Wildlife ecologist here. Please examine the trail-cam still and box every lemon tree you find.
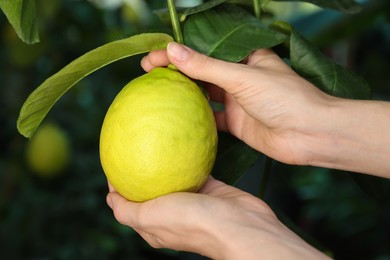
[5,0,389,258]
[100,67,217,201]
[13,0,372,207]
[6,0,388,258]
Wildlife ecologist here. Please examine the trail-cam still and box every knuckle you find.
[191,54,215,80]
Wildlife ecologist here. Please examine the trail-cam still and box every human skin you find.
[106,42,390,259]
[142,43,390,179]
[107,178,330,259]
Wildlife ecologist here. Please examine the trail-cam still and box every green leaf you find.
[272,21,370,99]
[226,0,253,7]
[17,33,174,138]
[0,0,39,44]
[179,0,226,21]
[291,29,370,99]
[274,0,362,14]
[183,4,288,62]
[212,132,261,185]
[154,0,226,23]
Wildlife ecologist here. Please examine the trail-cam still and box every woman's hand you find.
[105,43,390,259]
[107,177,329,259]
[141,43,390,178]
[142,43,331,166]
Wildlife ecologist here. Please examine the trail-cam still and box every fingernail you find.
[167,42,190,62]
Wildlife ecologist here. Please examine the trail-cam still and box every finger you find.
[198,176,222,194]
[166,42,251,95]
[107,180,115,193]
[246,49,290,71]
[148,49,170,67]
[212,92,242,132]
[140,56,154,72]
[214,111,228,132]
[141,50,170,72]
[199,176,241,197]
[107,192,140,227]
[245,49,275,66]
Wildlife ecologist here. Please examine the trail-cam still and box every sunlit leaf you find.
[154,0,226,23]
[274,0,361,14]
[179,0,226,21]
[183,4,287,62]
[17,33,173,138]
[0,0,39,44]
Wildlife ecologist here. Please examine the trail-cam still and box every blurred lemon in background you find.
[26,122,71,178]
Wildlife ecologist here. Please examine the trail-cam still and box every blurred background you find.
[1,0,389,259]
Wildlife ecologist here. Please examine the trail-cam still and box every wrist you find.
[297,94,340,167]
[216,215,329,259]
[279,87,336,167]
[301,96,390,177]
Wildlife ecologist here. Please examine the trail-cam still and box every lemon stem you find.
[167,0,184,44]
[167,64,179,71]
[253,0,261,19]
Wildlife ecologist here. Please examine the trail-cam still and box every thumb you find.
[107,191,140,227]
[166,42,248,94]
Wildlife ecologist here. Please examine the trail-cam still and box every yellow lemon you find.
[100,67,218,202]
[26,123,70,178]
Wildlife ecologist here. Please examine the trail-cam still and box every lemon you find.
[26,123,70,178]
[100,67,218,202]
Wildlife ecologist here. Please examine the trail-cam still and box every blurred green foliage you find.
[0,0,178,259]
[1,0,389,259]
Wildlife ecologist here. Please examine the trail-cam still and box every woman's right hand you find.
[142,42,332,166]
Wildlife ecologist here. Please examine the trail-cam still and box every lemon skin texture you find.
[26,123,70,178]
[100,67,218,202]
